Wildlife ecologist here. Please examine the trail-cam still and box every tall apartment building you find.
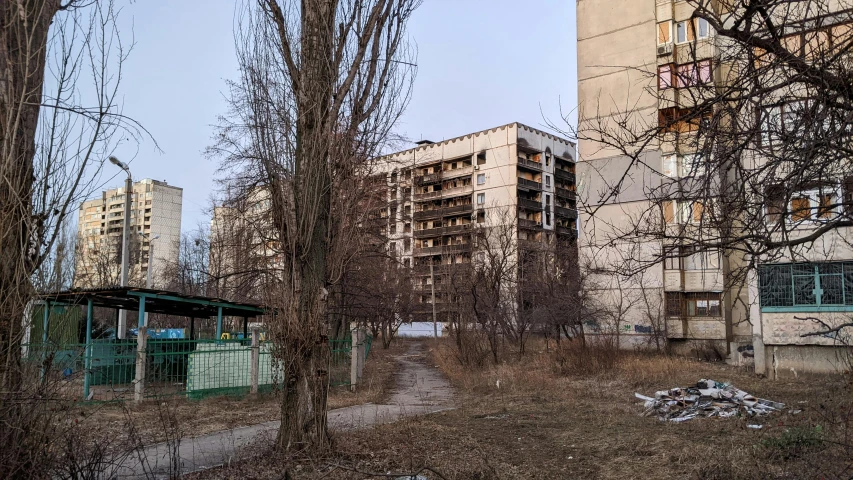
[378,122,578,321]
[75,179,182,288]
[577,0,853,376]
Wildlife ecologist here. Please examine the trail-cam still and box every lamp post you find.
[140,232,160,326]
[109,156,132,339]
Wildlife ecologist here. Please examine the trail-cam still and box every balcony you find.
[517,177,543,191]
[413,227,444,238]
[412,223,471,239]
[518,218,543,229]
[517,157,543,171]
[518,198,542,211]
[554,169,575,183]
[442,165,474,180]
[555,205,578,219]
[414,264,456,275]
[556,225,577,238]
[555,187,576,200]
[442,203,473,217]
[413,190,442,202]
[412,243,472,257]
[441,184,473,198]
[415,172,442,186]
[413,208,443,221]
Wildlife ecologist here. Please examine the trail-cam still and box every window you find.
[683,247,720,270]
[664,247,680,270]
[658,21,672,45]
[477,173,486,185]
[546,155,551,167]
[477,152,486,165]
[675,60,711,88]
[477,193,485,205]
[696,18,712,39]
[477,211,486,223]
[666,292,722,317]
[676,20,693,44]
[663,200,708,224]
[545,212,552,226]
[389,223,397,235]
[403,238,411,250]
[658,64,673,90]
[783,187,841,223]
[759,262,853,309]
[545,175,551,187]
[545,194,551,206]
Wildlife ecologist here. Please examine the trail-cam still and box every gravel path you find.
[110,341,453,479]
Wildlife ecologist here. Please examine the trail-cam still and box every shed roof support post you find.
[216,306,223,340]
[243,316,248,340]
[138,295,147,328]
[84,298,94,401]
[41,301,50,381]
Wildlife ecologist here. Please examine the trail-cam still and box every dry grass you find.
[193,337,852,479]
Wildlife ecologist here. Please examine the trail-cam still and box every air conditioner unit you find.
[657,43,673,57]
[473,165,480,170]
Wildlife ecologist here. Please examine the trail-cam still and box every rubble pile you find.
[634,379,785,422]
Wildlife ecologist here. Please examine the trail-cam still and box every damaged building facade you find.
[576,0,853,377]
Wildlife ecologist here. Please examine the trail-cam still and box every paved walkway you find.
[111,342,454,479]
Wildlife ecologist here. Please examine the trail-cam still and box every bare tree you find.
[0,1,144,476]
[210,0,420,452]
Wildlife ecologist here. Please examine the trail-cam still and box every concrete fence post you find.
[250,327,260,395]
[350,328,366,391]
[134,327,148,403]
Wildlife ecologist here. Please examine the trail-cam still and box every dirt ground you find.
[190,338,853,480]
[75,339,407,447]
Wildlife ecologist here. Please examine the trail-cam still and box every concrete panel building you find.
[378,122,578,322]
[75,179,183,288]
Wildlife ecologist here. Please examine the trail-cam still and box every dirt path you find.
[110,341,453,479]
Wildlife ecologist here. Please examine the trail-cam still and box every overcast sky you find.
[107,0,577,231]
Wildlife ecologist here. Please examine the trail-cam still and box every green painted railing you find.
[21,333,372,401]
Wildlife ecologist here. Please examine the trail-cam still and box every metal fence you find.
[21,333,370,402]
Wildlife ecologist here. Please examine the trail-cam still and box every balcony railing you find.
[413,243,472,257]
[413,209,443,221]
[555,187,576,200]
[555,205,578,219]
[518,198,542,211]
[554,169,576,183]
[441,184,473,198]
[517,157,543,171]
[415,172,442,185]
[442,165,474,180]
[517,177,543,191]
[413,227,444,238]
[556,225,577,238]
[442,204,473,216]
[412,223,472,238]
[518,218,543,229]
[413,190,442,201]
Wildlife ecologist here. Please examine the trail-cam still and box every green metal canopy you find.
[38,287,266,318]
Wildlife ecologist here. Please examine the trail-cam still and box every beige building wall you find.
[577,0,750,349]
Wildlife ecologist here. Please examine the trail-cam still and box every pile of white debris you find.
[634,379,786,422]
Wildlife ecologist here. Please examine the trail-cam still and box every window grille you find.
[759,262,853,307]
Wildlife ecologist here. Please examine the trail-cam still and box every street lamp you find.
[109,156,132,339]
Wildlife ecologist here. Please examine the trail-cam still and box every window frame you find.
[476,193,485,205]
[476,173,486,185]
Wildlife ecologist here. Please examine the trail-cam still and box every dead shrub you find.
[552,337,620,376]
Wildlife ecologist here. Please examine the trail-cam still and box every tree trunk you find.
[0,0,60,393]
[274,0,336,452]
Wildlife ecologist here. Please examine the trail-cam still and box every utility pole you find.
[110,156,132,339]
[141,232,160,326]
[430,262,438,338]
